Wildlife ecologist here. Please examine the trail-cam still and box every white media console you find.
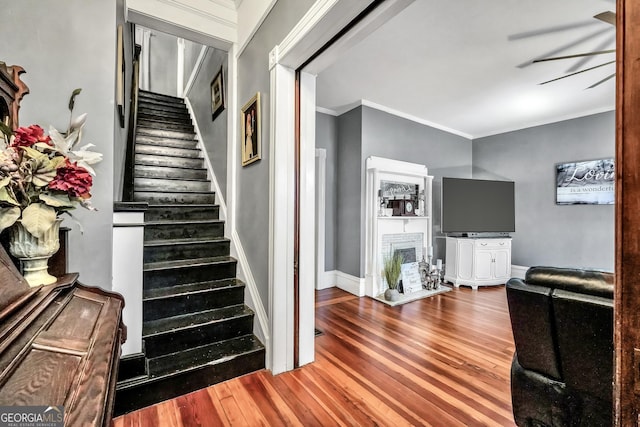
[444,236,511,289]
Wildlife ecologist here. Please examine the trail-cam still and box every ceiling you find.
[315,0,616,139]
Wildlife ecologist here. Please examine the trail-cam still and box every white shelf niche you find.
[365,156,433,298]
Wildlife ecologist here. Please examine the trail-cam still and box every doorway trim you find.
[267,0,414,373]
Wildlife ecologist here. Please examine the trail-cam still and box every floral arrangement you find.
[0,89,102,238]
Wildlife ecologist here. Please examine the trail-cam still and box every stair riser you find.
[138,102,189,114]
[135,135,198,149]
[135,165,207,181]
[135,144,200,158]
[143,312,251,358]
[135,179,210,193]
[136,128,195,140]
[144,240,230,263]
[135,154,204,169]
[145,259,236,289]
[145,206,219,222]
[114,348,264,416]
[135,191,215,204]
[138,110,190,121]
[139,91,183,103]
[137,120,194,132]
[143,285,244,321]
[144,260,236,289]
[144,222,223,241]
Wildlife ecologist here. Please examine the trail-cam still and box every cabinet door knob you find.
[480,243,487,246]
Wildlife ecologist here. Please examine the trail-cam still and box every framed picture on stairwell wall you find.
[241,92,261,166]
[211,66,225,121]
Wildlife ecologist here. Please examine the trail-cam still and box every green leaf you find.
[0,206,20,232]
[0,176,10,188]
[39,193,73,208]
[68,88,82,112]
[21,203,56,238]
[0,122,12,138]
[0,187,19,206]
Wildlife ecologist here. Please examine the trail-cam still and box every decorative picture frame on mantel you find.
[210,66,225,121]
[241,92,261,166]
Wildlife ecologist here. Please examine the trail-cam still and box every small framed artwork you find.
[210,66,225,121]
[556,158,615,205]
[241,92,261,166]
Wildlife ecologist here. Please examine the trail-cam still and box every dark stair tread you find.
[144,255,235,271]
[139,90,184,102]
[134,163,205,172]
[134,176,210,184]
[142,304,251,337]
[144,236,229,247]
[148,335,264,378]
[134,152,203,161]
[136,189,215,196]
[146,203,218,209]
[144,278,242,300]
[135,142,200,152]
[145,218,223,227]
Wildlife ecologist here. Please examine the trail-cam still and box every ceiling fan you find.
[533,11,616,88]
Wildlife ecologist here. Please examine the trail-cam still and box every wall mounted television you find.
[441,177,515,235]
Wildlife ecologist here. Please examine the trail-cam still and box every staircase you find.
[114,90,265,415]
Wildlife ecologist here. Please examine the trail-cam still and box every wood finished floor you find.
[113,286,516,426]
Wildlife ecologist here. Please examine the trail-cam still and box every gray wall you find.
[187,48,228,199]
[336,108,363,277]
[183,39,202,84]
[237,0,315,304]
[316,113,338,271]
[473,111,615,271]
[1,0,120,289]
[149,29,178,97]
[325,106,473,277]
[361,106,473,264]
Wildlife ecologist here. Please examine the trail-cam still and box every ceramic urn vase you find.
[8,218,62,287]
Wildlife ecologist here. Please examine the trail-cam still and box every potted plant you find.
[0,89,102,286]
[382,252,403,301]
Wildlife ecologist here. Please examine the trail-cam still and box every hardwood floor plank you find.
[175,390,224,427]
[114,286,517,426]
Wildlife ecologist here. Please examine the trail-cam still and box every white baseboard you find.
[317,270,336,290]
[335,271,365,297]
[511,265,529,280]
[230,229,270,354]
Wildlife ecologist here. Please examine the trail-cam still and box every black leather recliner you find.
[506,266,614,426]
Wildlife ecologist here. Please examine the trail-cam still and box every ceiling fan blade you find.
[587,73,616,89]
[533,49,615,63]
[539,60,615,85]
[517,28,610,68]
[594,11,616,26]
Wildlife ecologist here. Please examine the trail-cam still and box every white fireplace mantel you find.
[364,156,433,298]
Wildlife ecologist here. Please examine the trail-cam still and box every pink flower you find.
[11,125,52,147]
[48,160,93,198]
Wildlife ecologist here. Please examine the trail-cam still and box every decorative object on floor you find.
[374,285,451,307]
[211,65,225,121]
[401,261,423,294]
[556,158,614,205]
[0,89,102,286]
[241,92,261,166]
[382,251,402,301]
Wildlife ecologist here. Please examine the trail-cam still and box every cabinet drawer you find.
[474,239,511,249]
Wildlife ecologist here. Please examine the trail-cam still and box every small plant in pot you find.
[383,252,403,301]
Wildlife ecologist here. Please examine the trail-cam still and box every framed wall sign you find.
[210,66,225,121]
[556,158,615,205]
[241,92,261,166]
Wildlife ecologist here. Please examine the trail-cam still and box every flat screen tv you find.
[441,177,515,235]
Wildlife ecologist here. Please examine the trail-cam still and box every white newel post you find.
[112,208,145,356]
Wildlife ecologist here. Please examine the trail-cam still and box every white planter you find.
[9,218,62,287]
